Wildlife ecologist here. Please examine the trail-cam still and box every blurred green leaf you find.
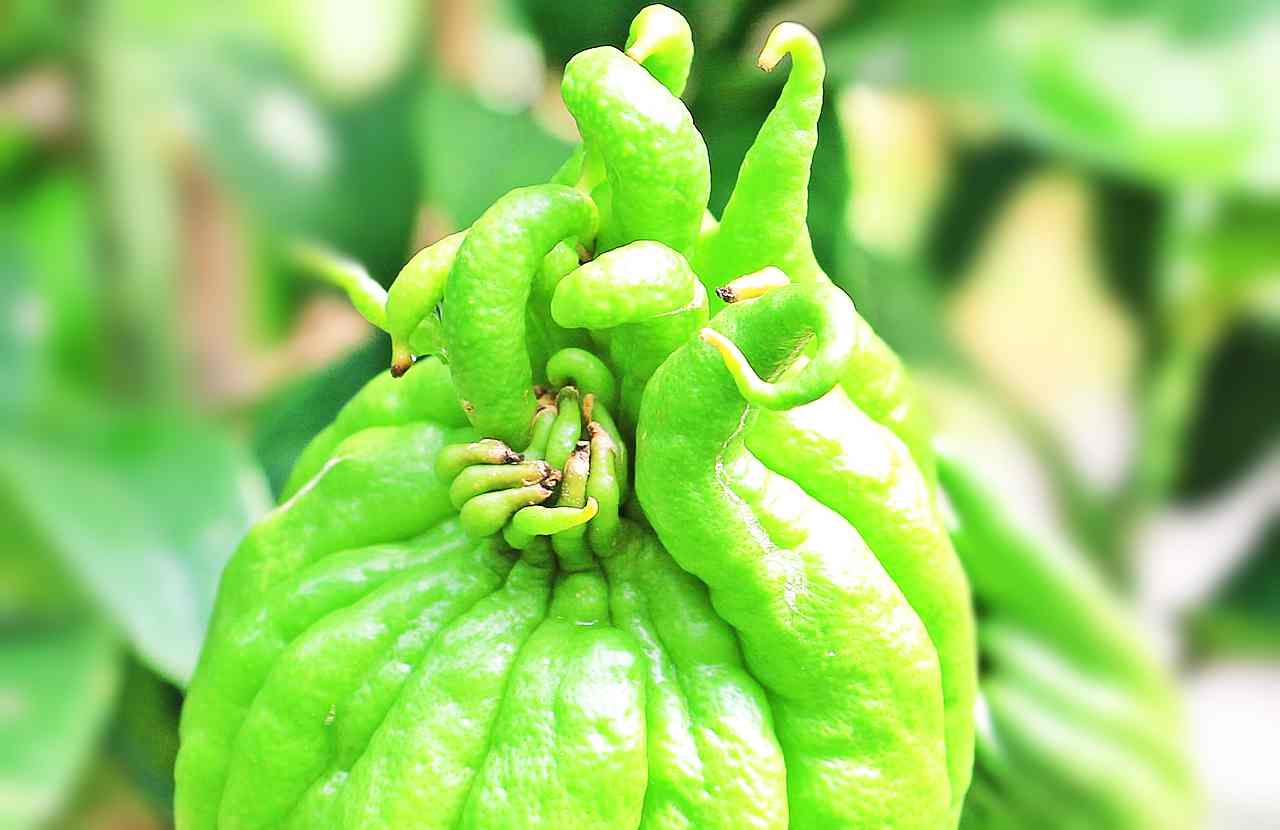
[835,238,957,366]
[0,0,74,72]
[0,232,38,416]
[176,39,424,281]
[827,2,1280,191]
[418,78,572,228]
[0,409,270,687]
[0,489,82,626]
[250,337,387,498]
[0,171,102,415]
[0,622,122,828]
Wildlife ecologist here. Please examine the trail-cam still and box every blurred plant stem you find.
[87,0,183,403]
[1127,327,1218,521]
[1110,193,1240,576]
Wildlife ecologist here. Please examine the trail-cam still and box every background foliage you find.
[1,0,1276,826]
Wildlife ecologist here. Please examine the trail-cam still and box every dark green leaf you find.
[1180,322,1280,498]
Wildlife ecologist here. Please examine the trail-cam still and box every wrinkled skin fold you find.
[180,356,971,830]
[179,364,791,830]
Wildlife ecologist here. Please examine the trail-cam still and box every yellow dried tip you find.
[715,266,790,304]
[699,328,769,402]
[757,21,816,72]
[507,497,600,541]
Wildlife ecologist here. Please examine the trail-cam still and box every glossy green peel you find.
[177,7,979,829]
[694,23,828,296]
[443,184,597,448]
[563,47,709,255]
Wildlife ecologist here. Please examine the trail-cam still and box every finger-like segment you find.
[551,240,708,424]
[693,23,828,296]
[526,242,596,385]
[460,481,558,539]
[625,4,694,97]
[551,441,594,571]
[584,423,621,556]
[283,357,468,499]
[603,525,789,829]
[544,386,583,470]
[553,225,701,329]
[546,4,691,204]
[638,286,952,828]
[216,535,511,828]
[444,184,598,448]
[385,231,467,375]
[748,386,977,817]
[563,47,709,256]
[175,520,474,830]
[714,266,791,304]
[449,461,553,510]
[289,242,389,331]
[436,439,523,483]
[697,282,855,411]
[546,348,619,412]
[503,498,599,551]
[459,569,647,830]
[341,556,554,829]
[521,405,558,463]
[585,399,628,499]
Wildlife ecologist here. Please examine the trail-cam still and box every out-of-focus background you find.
[0,1,1276,827]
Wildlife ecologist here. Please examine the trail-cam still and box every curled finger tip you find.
[698,328,733,352]
[758,21,816,70]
